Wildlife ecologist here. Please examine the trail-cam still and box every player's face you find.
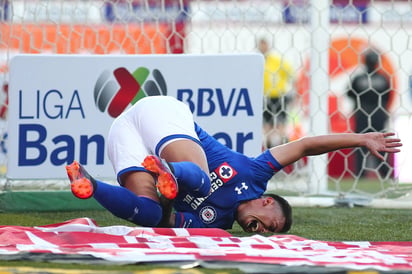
[238,197,286,233]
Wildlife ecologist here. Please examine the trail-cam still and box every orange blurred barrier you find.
[0,23,169,54]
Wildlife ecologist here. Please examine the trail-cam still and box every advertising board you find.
[8,54,263,179]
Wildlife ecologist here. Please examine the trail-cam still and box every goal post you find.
[308,0,329,194]
[1,0,412,211]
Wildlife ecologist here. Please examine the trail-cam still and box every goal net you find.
[1,0,412,211]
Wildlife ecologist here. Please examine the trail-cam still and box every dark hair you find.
[264,193,292,233]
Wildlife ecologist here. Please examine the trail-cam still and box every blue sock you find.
[169,161,211,197]
[92,180,162,227]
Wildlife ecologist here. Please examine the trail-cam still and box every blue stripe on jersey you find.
[155,134,202,156]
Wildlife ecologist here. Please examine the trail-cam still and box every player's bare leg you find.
[161,139,211,197]
[160,139,210,175]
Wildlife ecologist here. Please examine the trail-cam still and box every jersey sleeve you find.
[174,211,206,228]
[251,149,284,182]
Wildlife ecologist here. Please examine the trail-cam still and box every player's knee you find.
[195,169,211,197]
[170,161,211,197]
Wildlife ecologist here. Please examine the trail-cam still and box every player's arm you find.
[269,132,402,168]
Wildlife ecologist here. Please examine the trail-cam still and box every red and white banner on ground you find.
[0,218,411,271]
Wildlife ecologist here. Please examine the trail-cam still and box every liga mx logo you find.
[94,67,167,118]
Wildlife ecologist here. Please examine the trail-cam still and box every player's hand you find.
[364,132,402,160]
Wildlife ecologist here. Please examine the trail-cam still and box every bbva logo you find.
[94,67,167,118]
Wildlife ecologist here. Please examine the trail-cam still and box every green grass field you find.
[1,177,411,273]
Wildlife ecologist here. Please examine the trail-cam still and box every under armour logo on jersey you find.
[215,162,238,183]
[235,182,249,194]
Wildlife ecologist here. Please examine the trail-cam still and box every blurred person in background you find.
[258,38,296,149]
[347,48,391,178]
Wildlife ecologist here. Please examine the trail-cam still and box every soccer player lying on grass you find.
[66,96,402,233]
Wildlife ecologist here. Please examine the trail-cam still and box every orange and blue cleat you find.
[142,155,178,200]
[66,160,96,199]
